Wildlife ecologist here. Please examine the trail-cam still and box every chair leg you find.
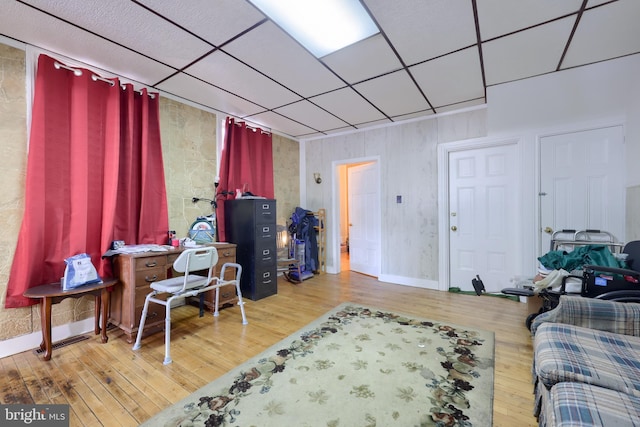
[236,283,248,325]
[163,296,174,365]
[213,287,220,318]
[132,292,155,351]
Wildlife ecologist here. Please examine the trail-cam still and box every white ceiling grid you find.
[0,0,638,139]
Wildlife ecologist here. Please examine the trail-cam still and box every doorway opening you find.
[335,159,380,275]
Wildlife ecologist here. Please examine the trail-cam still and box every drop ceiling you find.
[1,0,639,139]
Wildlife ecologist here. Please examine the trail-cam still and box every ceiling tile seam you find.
[479,11,582,44]
[558,51,640,72]
[429,96,486,112]
[277,97,357,129]
[212,49,358,129]
[356,0,435,115]
[15,0,180,72]
[153,47,220,87]
[556,0,589,72]
[218,48,307,99]
[152,18,270,87]
[471,0,487,101]
[243,109,324,135]
[130,0,218,48]
[177,69,272,111]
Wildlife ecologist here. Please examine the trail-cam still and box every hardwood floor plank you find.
[0,270,539,426]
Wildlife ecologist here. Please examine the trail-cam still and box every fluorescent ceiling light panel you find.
[249,0,379,57]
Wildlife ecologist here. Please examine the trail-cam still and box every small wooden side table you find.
[23,278,119,361]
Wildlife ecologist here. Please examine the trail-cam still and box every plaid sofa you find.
[531,296,640,427]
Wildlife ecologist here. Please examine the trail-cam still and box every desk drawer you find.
[137,256,167,270]
[135,267,167,285]
[134,301,164,330]
[217,246,236,259]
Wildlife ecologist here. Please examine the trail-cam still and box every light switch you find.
[396,195,402,203]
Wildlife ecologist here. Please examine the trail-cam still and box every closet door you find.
[539,126,625,249]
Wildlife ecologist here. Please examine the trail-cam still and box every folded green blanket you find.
[538,244,625,271]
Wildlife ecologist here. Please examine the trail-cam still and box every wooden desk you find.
[23,278,119,361]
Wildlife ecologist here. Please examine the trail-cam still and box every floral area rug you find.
[141,303,495,427]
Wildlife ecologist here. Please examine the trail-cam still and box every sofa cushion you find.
[535,322,640,398]
[531,295,640,337]
[539,382,640,427]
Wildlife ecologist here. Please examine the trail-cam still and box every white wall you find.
[301,53,640,289]
[301,108,487,288]
[488,53,640,269]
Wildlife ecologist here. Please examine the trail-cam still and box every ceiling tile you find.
[563,0,640,68]
[222,21,344,97]
[247,110,319,138]
[185,51,302,109]
[354,70,431,117]
[476,0,583,40]
[411,47,484,108]
[322,34,402,84]
[136,0,265,46]
[156,73,265,118]
[0,1,176,86]
[364,0,477,65]
[274,100,350,132]
[0,0,634,139]
[23,0,212,69]
[310,87,388,126]
[482,17,575,85]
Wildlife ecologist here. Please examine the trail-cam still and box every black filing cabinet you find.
[225,199,277,300]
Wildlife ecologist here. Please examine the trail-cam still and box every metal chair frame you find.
[132,247,248,364]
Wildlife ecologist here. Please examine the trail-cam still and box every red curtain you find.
[5,54,168,308]
[217,117,274,242]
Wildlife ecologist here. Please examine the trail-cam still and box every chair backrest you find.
[172,247,218,274]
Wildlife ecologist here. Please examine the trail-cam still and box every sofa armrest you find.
[530,295,640,337]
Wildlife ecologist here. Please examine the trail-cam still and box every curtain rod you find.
[233,120,270,135]
[54,60,155,98]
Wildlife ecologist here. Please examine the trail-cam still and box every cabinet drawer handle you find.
[145,275,158,282]
[145,261,157,267]
[223,251,231,256]
[145,312,158,320]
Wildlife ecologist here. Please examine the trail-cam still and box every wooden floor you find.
[0,269,538,426]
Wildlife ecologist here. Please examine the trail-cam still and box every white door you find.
[348,162,380,276]
[539,126,625,250]
[449,144,519,293]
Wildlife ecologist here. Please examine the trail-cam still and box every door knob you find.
[451,226,457,231]
[544,227,553,234]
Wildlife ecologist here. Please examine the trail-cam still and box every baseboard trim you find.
[0,317,96,359]
[378,274,439,290]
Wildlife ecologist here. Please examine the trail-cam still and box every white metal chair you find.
[132,247,248,364]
